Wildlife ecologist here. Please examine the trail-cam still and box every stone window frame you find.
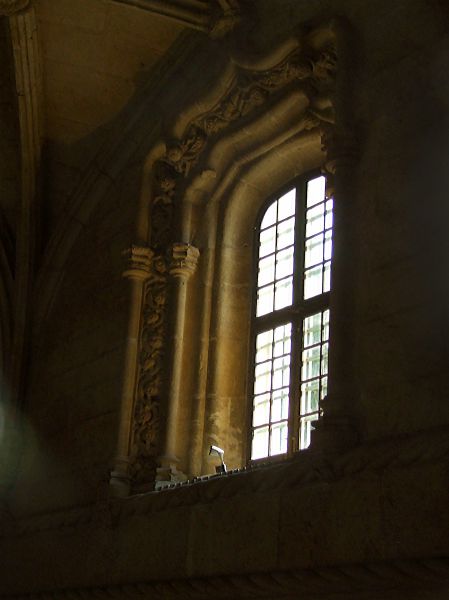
[109,18,359,496]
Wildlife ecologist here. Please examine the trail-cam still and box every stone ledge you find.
[2,424,449,539]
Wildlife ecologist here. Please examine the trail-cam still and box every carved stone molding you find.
[110,0,240,38]
[169,242,200,279]
[0,0,29,15]
[3,557,449,599]
[122,245,153,281]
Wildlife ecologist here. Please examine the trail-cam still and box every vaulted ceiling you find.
[0,0,242,410]
[38,0,187,143]
[0,0,242,240]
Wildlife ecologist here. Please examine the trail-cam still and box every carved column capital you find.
[169,243,200,280]
[122,245,154,281]
[321,127,358,174]
[0,0,29,15]
[321,126,358,197]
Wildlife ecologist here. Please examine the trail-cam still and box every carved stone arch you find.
[127,18,351,490]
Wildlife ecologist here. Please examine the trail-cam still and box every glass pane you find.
[304,233,324,268]
[299,416,316,450]
[321,375,328,400]
[261,201,277,229]
[257,284,274,316]
[275,247,294,279]
[272,388,289,421]
[325,198,333,229]
[278,188,296,220]
[270,422,288,455]
[303,313,322,347]
[323,310,330,341]
[272,355,290,389]
[274,277,293,310]
[273,323,291,357]
[323,261,331,293]
[256,330,273,363]
[252,426,269,459]
[254,361,271,394]
[321,342,329,375]
[324,230,332,261]
[301,380,320,415]
[306,176,325,208]
[258,255,275,287]
[304,265,323,299]
[300,310,330,445]
[277,217,295,250]
[260,226,276,258]
[253,394,270,427]
[306,203,325,237]
[301,346,321,381]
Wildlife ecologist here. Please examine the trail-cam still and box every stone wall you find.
[1,1,449,598]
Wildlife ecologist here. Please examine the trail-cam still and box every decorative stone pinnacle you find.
[0,0,29,15]
[122,245,153,281]
[169,243,200,279]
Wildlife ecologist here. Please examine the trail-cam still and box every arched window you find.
[250,173,333,460]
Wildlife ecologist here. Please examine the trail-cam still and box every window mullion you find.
[288,314,301,454]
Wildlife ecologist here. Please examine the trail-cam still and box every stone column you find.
[311,130,359,453]
[0,0,41,512]
[156,242,199,486]
[110,245,153,498]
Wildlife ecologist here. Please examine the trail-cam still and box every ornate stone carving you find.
[154,44,337,195]
[169,243,200,279]
[0,0,29,15]
[130,254,167,486]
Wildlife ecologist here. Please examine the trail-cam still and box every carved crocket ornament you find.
[0,0,29,15]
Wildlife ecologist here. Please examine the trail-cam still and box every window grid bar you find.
[260,213,294,233]
[256,243,295,265]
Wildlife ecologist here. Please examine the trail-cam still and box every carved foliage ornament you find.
[131,38,338,488]
[131,254,167,485]
[0,0,29,15]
